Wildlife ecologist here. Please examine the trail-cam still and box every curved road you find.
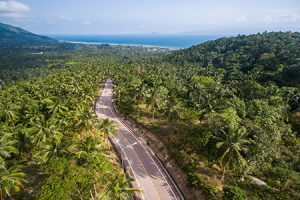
[95,79,184,200]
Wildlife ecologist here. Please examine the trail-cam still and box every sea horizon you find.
[49,34,224,49]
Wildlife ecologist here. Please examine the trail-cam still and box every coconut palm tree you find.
[144,85,168,121]
[99,118,117,136]
[214,127,250,180]
[35,134,65,164]
[23,99,40,123]
[165,94,184,122]
[115,85,125,102]
[0,102,19,125]
[30,115,60,146]
[75,106,97,132]
[69,133,108,165]
[0,132,18,163]
[47,102,69,117]
[0,163,26,200]
[14,127,34,157]
[96,174,138,200]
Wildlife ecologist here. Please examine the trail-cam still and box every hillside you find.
[113,32,300,199]
[169,32,300,86]
[1,29,300,199]
[0,23,57,47]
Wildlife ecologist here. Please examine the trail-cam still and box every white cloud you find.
[187,22,204,26]
[263,9,300,25]
[263,15,273,24]
[280,12,300,23]
[0,0,30,18]
[60,15,75,21]
[47,21,56,25]
[236,16,248,23]
[83,20,91,25]
[0,11,21,18]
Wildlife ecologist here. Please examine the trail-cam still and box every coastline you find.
[60,40,179,50]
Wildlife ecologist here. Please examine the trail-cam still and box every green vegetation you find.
[223,186,247,200]
[113,32,300,199]
[1,28,300,199]
[0,59,136,199]
[0,23,57,47]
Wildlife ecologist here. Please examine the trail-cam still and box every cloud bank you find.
[0,0,30,18]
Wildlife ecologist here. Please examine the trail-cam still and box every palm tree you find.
[99,118,117,136]
[0,164,26,200]
[213,127,250,180]
[115,85,124,102]
[47,102,69,117]
[70,134,106,161]
[35,134,65,164]
[0,132,18,163]
[0,102,19,125]
[190,75,220,119]
[75,106,97,132]
[96,174,139,200]
[165,94,184,122]
[145,85,168,121]
[30,115,60,146]
[24,99,40,123]
[14,127,34,157]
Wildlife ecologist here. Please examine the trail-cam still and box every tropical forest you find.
[0,21,300,200]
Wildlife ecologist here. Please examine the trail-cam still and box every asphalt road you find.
[95,79,184,200]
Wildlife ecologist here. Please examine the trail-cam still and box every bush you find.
[183,163,197,174]
[203,183,217,197]
[265,167,300,184]
[188,172,204,187]
[290,111,300,133]
[117,97,135,115]
[223,185,247,200]
[43,157,68,175]
[237,181,300,200]
[38,175,73,200]
[188,172,218,198]
[39,165,95,200]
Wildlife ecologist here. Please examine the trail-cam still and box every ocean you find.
[50,34,222,49]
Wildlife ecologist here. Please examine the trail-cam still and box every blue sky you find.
[0,0,299,35]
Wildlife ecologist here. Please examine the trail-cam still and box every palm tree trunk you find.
[137,107,140,120]
[90,190,95,200]
[240,175,245,182]
[152,110,155,121]
[222,168,226,181]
